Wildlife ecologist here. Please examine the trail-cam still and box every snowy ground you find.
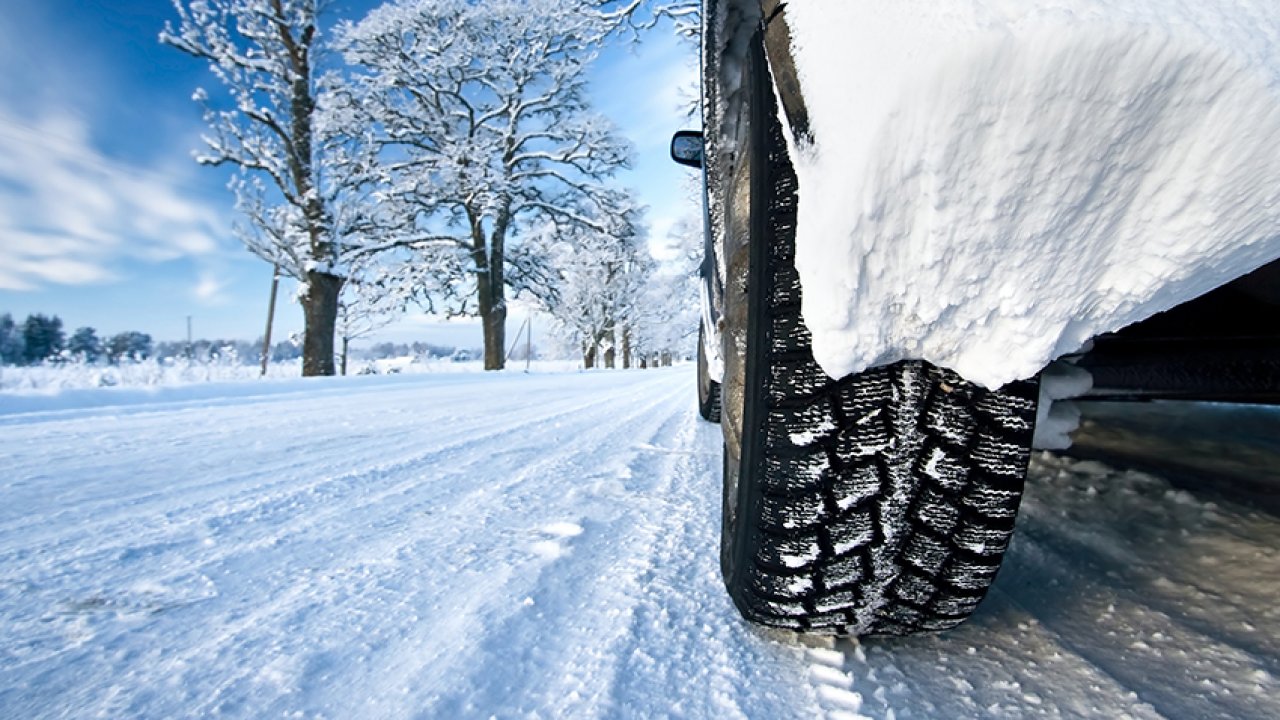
[1,368,1276,718]
[0,358,580,394]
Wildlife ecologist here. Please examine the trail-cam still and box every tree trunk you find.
[479,295,506,371]
[584,344,596,369]
[621,327,632,369]
[476,235,506,370]
[604,329,616,370]
[340,335,349,376]
[474,248,506,370]
[283,9,340,380]
[301,270,342,376]
[472,204,510,371]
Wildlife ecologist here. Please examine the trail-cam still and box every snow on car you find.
[784,0,1280,388]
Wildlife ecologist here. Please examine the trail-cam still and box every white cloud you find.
[193,271,229,305]
[0,110,229,291]
[0,257,112,291]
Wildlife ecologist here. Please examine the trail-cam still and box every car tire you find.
[717,28,1041,636]
[698,324,723,422]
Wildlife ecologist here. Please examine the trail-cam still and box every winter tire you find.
[717,28,1041,636]
[698,324,723,422]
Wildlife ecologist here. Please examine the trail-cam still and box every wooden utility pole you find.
[505,316,529,363]
[261,264,280,376]
[525,317,532,373]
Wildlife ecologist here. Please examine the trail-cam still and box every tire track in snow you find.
[599,416,826,720]
[2,371,696,717]
[0,372,655,562]
[0,372,661,559]
[414,384,826,720]
[806,643,877,720]
[357,374,702,718]
[993,497,1280,716]
[165,370,701,718]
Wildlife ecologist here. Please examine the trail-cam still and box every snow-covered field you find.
[0,358,581,394]
[1,368,1277,718]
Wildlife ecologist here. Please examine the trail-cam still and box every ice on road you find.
[1,368,1277,718]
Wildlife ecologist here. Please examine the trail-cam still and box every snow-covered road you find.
[1,368,1277,719]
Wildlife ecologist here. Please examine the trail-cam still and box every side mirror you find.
[670,130,704,168]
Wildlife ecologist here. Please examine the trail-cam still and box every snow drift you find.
[783,1,1280,389]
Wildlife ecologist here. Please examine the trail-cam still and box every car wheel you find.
[717,28,1041,636]
[698,324,723,422]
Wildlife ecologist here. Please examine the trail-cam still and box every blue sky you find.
[0,0,698,348]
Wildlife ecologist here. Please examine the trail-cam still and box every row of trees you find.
[0,307,501,369]
[162,0,699,377]
[0,313,155,366]
[0,303,691,370]
[522,218,698,369]
[0,312,323,367]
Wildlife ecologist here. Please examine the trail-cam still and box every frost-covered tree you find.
[107,332,155,364]
[630,269,698,363]
[518,201,656,369]
[332,0,636,370]
[162,0,375,376]
[0,313,23,365]
[271,339,304,362]
[335,274,401,375]
[22,314,64,364]
[624,198,701,367]
[592,0,701,41]
[68,327,103,363]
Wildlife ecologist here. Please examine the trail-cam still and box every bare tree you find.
[590,0,701,41]
[335,275,400,375]
[332,0,636,370]
[162,0,372,376]
[627,190,702,367]
[518,200,657,370]
[630,268,698,364]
